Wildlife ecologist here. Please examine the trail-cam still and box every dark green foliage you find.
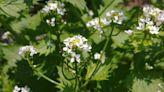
[0,0,164,92]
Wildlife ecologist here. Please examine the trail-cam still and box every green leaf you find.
[2,45,21,69]
[64,0,87,10]
[132,78,164,92]
[56,66,75,91]
[0,0,27,17]
[85,62,112,81]
[35,40,55,56]
[11,13,41,33]
[112,32,128,48]
[98,0,124,16]
[89,31,104,44]
[24,0,37,7]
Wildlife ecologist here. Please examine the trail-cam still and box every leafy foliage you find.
[0,0,164,92]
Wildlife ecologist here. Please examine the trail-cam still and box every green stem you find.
[61,61,76,80]
[99,0,115,16]
[82,24,114,88]
[142,32,147,44]
[26,58,62,86]
[102,23,114,53]
[75,62,79,92]
[81,62,101,88]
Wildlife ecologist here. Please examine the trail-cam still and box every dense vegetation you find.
[0,0,164,92]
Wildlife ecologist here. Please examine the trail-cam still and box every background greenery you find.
[0,0,164,92]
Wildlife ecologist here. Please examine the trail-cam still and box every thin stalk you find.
[61,61,76,80]
[75,62,79,92]
[81,61,101,88]
[82,24,115,88]
[99,0,115,16]
[142,32,147,44]
[26,58,62,86]
[102,23,114,53]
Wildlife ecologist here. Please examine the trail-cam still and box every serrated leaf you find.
[2,45,21,69]
[85,62,111,81]
[132,78,164,92]
[89,31,104,44]
[11,13,41,33]
[56,66,75,91]
[112,32,128,48]
[64,0,86,10]
[35,40,55,56]
[0,0,27,17]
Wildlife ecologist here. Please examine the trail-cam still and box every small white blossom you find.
[136,16,160,34]
[63,35,91,52]
[148,26,159,34]
[41,1,66,15]
[86,18,110,34]
[70,53,81,63]
[18,45,37,57]
[157,11,164,25]
[13,85,30,92]
[157,83,163,92]
[63,35,91,63]
[124,29,133,35]
[137,5,164,35]
[46,17,55,26]
[88,10,94,16]
[1,31,11,40]
[94,52,101,60]
[106,10,126,24]
[13,85,21,92]
[143,5,164,24]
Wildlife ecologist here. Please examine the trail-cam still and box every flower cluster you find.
[13,85,30,92]
[63,35,91,63]
[41,1,66,15]
[86,10,126,35]
[106,10,126,24]
[86,18,110,34]
[46,17,55,27]
[18,45,37,57]
[136,5,164,34]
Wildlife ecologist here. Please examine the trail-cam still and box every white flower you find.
[70,53,81,63]
[41,1,66,15]
[136,16,160,35]
[18,45,37,57]
[41,6,50,13]
[94,52,101,60]
[63,35,91,52]
[136,22,145,30]
[1,31,11,39]
[88,10,94,16]
[143,5,161,17]
[86,17,110,34]
[63,35,91,63]
[21,86,30,92]
[48,3,58,10]
[57,8,66,15]
[13,85,21,92]
[46,17,55,26]
[124,29,133,35]
[143,5,152,17]
[13,85,30,92]
[157,11,164,25]
[106,10,126,24]
[148,26,159,34]
[101,18,110,25]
